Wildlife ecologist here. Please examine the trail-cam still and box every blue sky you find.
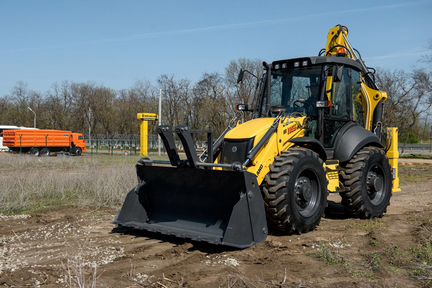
[0,0,431,95]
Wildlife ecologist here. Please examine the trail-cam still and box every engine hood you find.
[224,118,275,141]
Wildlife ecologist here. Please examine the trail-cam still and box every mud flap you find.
[114,164,268,248]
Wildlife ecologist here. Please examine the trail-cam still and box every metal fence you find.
[399,143,432,154]
[85,133,432,156]
[85,134,210,155]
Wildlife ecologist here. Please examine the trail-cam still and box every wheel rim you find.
[294,169,320,217]
[366,164,386,205]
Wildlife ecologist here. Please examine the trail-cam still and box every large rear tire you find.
[340,146,392,218]
[262,147,328,233]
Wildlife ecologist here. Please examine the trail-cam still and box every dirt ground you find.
[1,163,432,287]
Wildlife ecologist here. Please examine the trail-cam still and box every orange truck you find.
[3,129,87,156]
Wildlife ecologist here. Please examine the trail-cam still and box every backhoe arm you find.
[325,25,387,134]
[325,25,400,193]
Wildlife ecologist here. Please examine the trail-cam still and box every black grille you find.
[220,139,254,164]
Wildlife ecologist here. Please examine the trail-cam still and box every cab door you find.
[323,65,362,149]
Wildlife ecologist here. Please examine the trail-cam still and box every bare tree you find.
[0,57,426,144]
[192,73,228,136]
[158,75,191,127]
[377,68,432,142]
[225,58,263,116]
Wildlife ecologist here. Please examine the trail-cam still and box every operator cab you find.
[257,56,366,155]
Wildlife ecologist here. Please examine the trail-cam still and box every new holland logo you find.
[288,125,297,134]
[231,146,237,153]
[257,164,264,175]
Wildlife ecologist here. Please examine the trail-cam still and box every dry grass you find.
[399,164,432,183]
[0,154,137,214]
[62,254,99,288]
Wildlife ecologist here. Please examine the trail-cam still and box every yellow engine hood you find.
[224,116,306,146]
[225,118,275,142]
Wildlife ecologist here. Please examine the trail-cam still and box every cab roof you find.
[271,56,365,73]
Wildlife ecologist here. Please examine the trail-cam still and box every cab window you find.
[329,67,352,120]
[323,66,360,147]
[268,66,322,117]
[351,70,364,127]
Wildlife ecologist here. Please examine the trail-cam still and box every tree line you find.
[0,58,431,143]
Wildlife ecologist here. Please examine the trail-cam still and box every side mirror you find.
[237,69,245,84]
[236,104,251,112]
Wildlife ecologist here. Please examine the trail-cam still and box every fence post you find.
[430,126,432,153]
[134,138,137,155]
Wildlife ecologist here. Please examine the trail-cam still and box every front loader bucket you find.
[114,165,268,248]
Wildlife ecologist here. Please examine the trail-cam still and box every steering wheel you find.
[293,99,306,107]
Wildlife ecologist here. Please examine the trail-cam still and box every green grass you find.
[367,253,382,272]
[315,245,345,265]
[385,245,410,267]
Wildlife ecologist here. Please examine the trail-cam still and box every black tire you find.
[262,147,328,233]
[71,147,82,156]
[340,146,392,218]
[40,148,50,157]
[75,147,82,156]
[29,148,40,156]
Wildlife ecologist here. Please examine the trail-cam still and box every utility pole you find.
[27,107,36,128]
[158,88,162,156]
[87,108,92,154]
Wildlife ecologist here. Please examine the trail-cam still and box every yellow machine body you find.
[224,117,305,185]
[116,25,400,249]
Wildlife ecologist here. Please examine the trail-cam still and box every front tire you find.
[74,147,82,156]
[70,147,82,156]
[263,148,328,233]
[340,146,392,218]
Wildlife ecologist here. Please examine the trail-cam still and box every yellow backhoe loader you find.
[114,25,400,248]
